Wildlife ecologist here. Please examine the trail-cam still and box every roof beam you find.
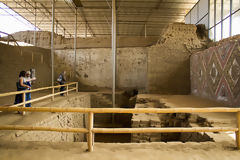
[63,0,95,37]
[38,2,70,36]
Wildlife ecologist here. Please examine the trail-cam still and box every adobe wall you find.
[147,23,207,94]
[0,43,52,93]
[9,31,158,49]
[55,23,207,93]
[54,47,147,90]
[190,38,240,106]
[0,93,90,142]
[1,23,207,94]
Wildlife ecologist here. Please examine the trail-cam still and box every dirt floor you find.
[0,94,239,159]
[138,94,236,127]
[0,140,240,160]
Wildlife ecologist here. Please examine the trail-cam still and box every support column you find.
[112,0,116,122]
[74,8,77,79]
[63,28,65,37]
[51,0,55,86]
[230,0,232,36]
[34,2,37,46]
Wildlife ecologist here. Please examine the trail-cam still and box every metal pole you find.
[34,2,36,46]
[208,0,210,38]
[51,0,55,86]
[230,0,232,36]
[214,0,216,41]
[74,8,77,79]
[112,0,116,122]
[221,0,223,39]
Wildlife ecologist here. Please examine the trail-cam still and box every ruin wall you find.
[55,23,207,94]
[0,93,90,142]
[9,31,159,49]
[190,38,240,106]
[0,43,52,93]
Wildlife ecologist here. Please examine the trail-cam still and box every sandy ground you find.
[138,94,237,127]
[0,94,239,159]
[0,140,240,160]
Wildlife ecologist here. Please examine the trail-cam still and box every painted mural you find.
[190,39,240,107]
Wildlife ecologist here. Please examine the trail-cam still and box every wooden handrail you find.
[0,82,78,111]
[0,106,240,113]
[92,127,239,133]
[0,106,239,151]
[0,125,88,133]
[0,82,77,97]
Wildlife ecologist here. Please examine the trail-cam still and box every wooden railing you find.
[0,107,239,152]
[0,82,78,114]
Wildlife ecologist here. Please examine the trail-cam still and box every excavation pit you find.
[0,93,235,144]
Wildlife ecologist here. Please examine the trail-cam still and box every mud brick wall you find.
[190,39,240,106]
[131,97,213,142]
[131,111,162,142]
[0,43,51,93]
[0,94,90,142]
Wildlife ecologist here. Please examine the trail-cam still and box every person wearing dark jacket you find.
[14,71,31,105]
[57,71,66,96]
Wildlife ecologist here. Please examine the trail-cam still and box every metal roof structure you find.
[1,0,198,37]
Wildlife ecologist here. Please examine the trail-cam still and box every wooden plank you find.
[92,127,238,133]
[0,107,239,114]
[22,92,26,115]
[76,83,78,92]
[88,112,94,152]
[0,125,88,133]
[66,84,69,96]
[52,88,55,101]
[0,82,78,97]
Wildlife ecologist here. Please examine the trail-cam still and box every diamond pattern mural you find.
[191,39,240,107]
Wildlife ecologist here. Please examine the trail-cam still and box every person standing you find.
[57,71,66,96]
[14,71,31,105]
[24,71,36,107]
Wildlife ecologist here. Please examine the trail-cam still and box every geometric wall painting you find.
[191,39,240,107]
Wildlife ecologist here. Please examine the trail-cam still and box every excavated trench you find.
[89,92,214,143]
[132,98,213,143]
[0,93,214,143]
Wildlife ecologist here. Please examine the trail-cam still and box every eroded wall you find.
[0,43,51,93]
[191,38,240,106]
[55,23,206,93]
[147,23,207,94]
[55,47,147,90]
[0,93,90,142]
[1,23,207,94]
[8,31,158,49]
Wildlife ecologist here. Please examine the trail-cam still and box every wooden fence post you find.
[52,87,54,101]
[76,82,78,92]
[88,112,94,152]
[66,84,69,96]
[22,92,26,115]
[236,112,240,150]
